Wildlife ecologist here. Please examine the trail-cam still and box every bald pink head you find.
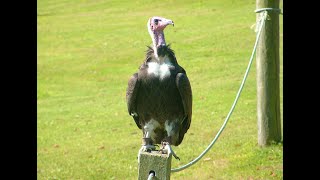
[147,16,174,55]
[148,16,174,32]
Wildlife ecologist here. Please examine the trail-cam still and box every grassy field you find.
[37,0,283,179]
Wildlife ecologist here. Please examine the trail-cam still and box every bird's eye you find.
[154,19,159,25]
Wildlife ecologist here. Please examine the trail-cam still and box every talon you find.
[158,147,168,154]
[159,141,180,160]
[138,144,156,164]
[142,144,156,152]
[140,137,156,152]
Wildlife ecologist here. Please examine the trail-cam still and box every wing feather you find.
[176,73,192,132]
[126,73,142,129]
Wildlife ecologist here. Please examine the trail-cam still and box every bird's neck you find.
[153,30,166,47]
[152,30,166,60]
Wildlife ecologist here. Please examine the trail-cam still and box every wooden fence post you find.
[256,0,282,146]
[138,149,172,180]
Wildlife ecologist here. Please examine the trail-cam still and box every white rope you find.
[171,8,274,173]
[147,171,155,180]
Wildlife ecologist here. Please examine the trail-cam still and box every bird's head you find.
[148,16,174,32]
[147,16,174,58]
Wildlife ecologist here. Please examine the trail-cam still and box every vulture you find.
[126,16,192,160]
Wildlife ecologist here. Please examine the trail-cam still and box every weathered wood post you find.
[138,149,172,180]
[256,0,282,146]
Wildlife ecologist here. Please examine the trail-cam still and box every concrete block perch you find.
[138,149,172,180]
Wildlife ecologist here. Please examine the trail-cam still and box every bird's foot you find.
[141,144,156,152]
[138,144,157,164]
[159,141,180,160]
[140,137,156,152]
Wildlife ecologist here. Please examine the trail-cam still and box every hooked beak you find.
[164,19,174,27]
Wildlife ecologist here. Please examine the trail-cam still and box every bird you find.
[126,16,192,160]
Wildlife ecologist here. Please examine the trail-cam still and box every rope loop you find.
[255,8,282,14]
[147,171,155,180]
[254,7,282,32]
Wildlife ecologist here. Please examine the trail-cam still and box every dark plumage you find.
[126,17,192,155]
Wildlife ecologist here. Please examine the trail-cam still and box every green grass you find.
[37,0,283,179]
